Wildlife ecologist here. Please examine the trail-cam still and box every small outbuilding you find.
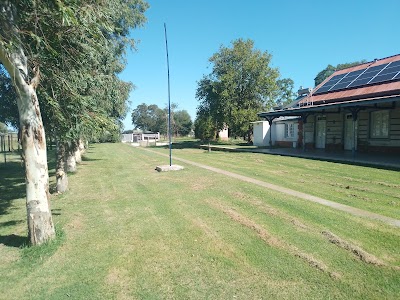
[252,87,309,148]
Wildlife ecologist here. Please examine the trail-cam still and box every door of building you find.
[315,116,326,149]
[344,114,357,150]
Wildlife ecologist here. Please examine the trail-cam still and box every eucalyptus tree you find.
[35,1,145,191]
[0,0,58,244]
[196,39,279,141]
[32,1,144,191]
[0,0,148,244]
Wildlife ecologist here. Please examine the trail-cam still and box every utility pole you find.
[164,23,172,166]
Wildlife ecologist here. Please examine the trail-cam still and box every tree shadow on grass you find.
[81,156,102,162]
[0,162,25,216]
[0,220,24,227]
[0,234,28,248]
[51,208,62,216]
[159,140,203,150]
[156,140,252,150]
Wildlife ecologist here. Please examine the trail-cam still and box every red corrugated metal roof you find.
[299,54,400,105]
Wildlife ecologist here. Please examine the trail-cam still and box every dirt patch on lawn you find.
[231,192,309,231]
[65,212,85,231]
[105,267,132,300]
[322,231,384,266]
[207,201,281,249]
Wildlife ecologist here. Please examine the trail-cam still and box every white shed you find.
[252,117,300,148]
[251,121,274,146]
[218,126,229,141]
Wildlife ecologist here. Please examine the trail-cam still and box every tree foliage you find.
[1,0,148,141]
[275,78,296,106]
[194,114,216,141]
[314,60,367,86]
[131,103,193,137]
[0,0,148,244]
[131,103,164,132]
[173,110,193,136]
[196,39,279,141]
[0,64,18,127]
[0,121,7,133]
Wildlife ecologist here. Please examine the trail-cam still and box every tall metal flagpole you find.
[164,23,172,166]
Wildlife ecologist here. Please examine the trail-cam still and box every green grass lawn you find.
[0,143,399,299]
[151,142,400,220]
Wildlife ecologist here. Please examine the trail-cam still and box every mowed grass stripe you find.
[142,147,400,227]
[145,145,400,219]
[128,144,399,297]
[0,143,399,299]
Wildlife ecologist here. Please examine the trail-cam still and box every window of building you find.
[370,110,389,138]
[285,123,295,138]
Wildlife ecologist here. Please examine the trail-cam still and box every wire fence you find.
[0,132,19,164]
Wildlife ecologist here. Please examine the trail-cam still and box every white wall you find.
[253,121,275,146]
[219,127,229,140]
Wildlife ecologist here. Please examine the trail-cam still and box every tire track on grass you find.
[141,147,400,228]
[228,191,392,268]
[205,200,340,279]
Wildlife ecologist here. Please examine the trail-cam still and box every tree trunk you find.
[75,147,82,164]
[56,141,68,193]
[66,143,77,173]
[247,129,252,143]
[21,90,55,245]
[0,1,55,245]
[78,139,85,155]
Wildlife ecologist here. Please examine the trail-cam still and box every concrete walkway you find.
[142,147,400,228]
[200,145,400,170]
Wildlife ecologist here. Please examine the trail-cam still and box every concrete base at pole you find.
[155,165,184,172]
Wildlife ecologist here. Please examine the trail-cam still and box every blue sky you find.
[119,0,400,130]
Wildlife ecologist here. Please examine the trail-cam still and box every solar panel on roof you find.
[387,60,400,68]
[328,69,364,91]
[347,63,389,88]
[313,61,400,95]
[369,72,398,84]
[368,63,400,84]
[374,63,400,76]
[314,73,347,93]
[314,85,332,94]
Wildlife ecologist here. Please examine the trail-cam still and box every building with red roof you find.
[258,54,400,154]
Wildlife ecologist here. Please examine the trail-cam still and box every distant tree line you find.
[131,103,193,137]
